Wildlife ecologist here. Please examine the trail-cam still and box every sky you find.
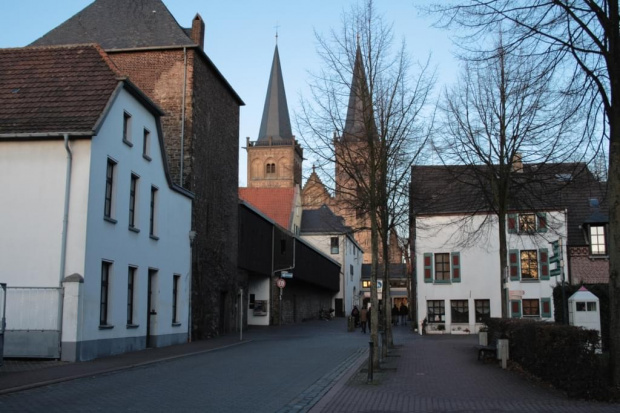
[0,0,459,186]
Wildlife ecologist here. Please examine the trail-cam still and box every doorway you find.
[146,269,157,348]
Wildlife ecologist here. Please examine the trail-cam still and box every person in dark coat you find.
[351,306,360,327]
[399,303,408,326]
[360,306,368,333]
[392,304,399,326]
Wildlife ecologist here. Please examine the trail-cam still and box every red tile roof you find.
[0,44,122,135]
[239,187,295,229]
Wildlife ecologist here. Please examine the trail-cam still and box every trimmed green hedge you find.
[485,318,612,400]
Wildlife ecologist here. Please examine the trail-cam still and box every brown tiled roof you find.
[239,187,296,230]
[0,45,122,135]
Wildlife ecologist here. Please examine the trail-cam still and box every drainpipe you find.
[179,47,187,187]
[188,230,196,342]
[58,133,72,358]
[60,133,72,284]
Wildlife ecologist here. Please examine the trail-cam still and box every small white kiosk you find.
[568,286,601,333]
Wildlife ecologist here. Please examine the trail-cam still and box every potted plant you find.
[478,325,488,346]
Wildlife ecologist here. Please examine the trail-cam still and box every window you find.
[510,249,549,281]
[331,237,339,254]
[508,213,547,234]
[266,163,276,175]
[520,250,538,280]
[350,264,354,281]
[362,280,371,288]
[123,112,132,145]
[522,299,540,317]
[127,267,136,325]
[519,214,536,233]
[100,261,112,326]
[576,302,597,312]
[475,299,490,322]
[427,300,445,323]
[451,300,469,323]
[423,252,461,283]
[142,128,151,160]
[434,253,450,281]
[129,174,139,230]
[104,159,117,220]
[590,225,606,255]
[172,274,180,324]
[149,186,158,238]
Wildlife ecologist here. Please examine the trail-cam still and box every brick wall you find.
[569,246,609,284]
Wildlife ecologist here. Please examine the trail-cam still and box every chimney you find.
[191,14,205,49]
[512,152,523,173]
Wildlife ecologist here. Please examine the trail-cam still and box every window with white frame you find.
[590,225,607,255]
[520,250,538,280]
[435,253,450,281]
[509,248,550,281]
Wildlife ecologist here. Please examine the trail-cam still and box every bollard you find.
[497,339,509,369]
[367,341,374,383]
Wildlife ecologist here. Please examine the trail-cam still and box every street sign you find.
[509,290,525,299]
[276,278,286,289]
[281,271,293,279]
[377,280,383,292]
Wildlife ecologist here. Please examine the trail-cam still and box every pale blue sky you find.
[0,0,458,186]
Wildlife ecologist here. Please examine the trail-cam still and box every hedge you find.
[485,318,613,400]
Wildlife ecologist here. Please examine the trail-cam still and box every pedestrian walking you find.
[360,306,368,333]
[400,303,408,326]
[351,305,360,327]
[392,304,399,326]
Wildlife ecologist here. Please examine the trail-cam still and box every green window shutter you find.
[451,252,461,283]
[510,300,522,318]
[507,214,517,234]
[423,253,433,283]
[537,212,548,233]
[541,297,552,318]
[539,248,550,280]
[509,249,520,281]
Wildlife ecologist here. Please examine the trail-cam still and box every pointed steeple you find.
[342,43,376,141]
[257,45,293,142]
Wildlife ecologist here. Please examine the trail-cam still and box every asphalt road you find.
[0,320,366,412]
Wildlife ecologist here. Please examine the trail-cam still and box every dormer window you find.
[590,225,606,255]
[266,163,276,175]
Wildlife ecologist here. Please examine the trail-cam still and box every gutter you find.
[58,133,73,358]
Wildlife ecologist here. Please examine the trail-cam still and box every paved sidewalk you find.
[311,326,620,413]
[0,331,251,395]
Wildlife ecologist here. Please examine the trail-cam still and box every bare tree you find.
[432,36,583,318]
[298,0,433,366]
[428,0,620,386]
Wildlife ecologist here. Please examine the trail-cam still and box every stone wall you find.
[271,277,334,324]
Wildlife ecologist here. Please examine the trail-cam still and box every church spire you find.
[257,44,293,142]
[342,43,376,141]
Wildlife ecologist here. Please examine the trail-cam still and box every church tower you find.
[246,45,303,188]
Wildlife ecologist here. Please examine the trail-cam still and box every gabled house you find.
[31,0,244,339]
[300,205,363,317]
[239,186,302,235]
[0,45,193,361]
[409,163,588,334]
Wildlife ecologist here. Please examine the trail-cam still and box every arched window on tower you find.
[266,163,276,176]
